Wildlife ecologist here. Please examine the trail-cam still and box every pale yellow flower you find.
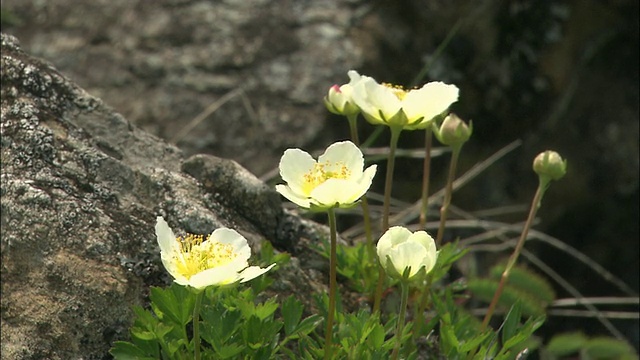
[350,70,459,130]
[275,141,377,211]
[155,217,275,290]
[324,71,363,116]
[377,226,438,279]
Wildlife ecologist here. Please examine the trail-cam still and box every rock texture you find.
[0,0,370,176]
[0,33,328,360]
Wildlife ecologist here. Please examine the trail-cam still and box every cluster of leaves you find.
[112,232,638,359]
[110,282,322,359]
[543,332,638,360]
[468,264,556,317]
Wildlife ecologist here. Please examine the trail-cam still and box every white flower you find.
[275,140,377,211]
[155,217,275,290]
[377,226,438,279]
[349,70,459,130]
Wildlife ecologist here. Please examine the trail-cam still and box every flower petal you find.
[388,241,429,278]
[403,82,459,123]
[279,148,316,195]
[356,164,377,192]
[155,216,177,255]
[352,76,401,123]
[276,184,312,209]
[309,177,371,208]
[209,228,251,262]
[238,264,276,283]
[188,257,248,289]
[379,226,412,247]
[318,141,364,177]
[409,231,436,256]
[347,70,362,85]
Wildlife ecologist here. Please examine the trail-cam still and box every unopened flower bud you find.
[435,113,472,147]
[324,84,360,116]
[533,150,567,180]
[376,226,438,281]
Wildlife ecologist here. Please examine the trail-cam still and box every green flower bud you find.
[435,113,472,147]
[533,150,567,181]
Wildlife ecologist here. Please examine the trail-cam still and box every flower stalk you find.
[435,145,461,246]
[324,207,338,360]
[346,114,375,265]
[434,114,472,246]
[373,125,403,313]
[391,271,411,360]
[192,290,204,360]
[481,150,566,329]
[419,126,434,229]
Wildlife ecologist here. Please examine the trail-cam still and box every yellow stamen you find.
[383,83,407,100]
[172,234,237,279]
[302,161,351,194]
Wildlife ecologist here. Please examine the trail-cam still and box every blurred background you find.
[2,0,637,350]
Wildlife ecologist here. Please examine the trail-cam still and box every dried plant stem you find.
[419,127,434,229]
[436,146,461,246]
[324,207,338,360]
[390,140,521,227]
[373,126,402,313]
[480,180,548,330]
[192,290,204,360]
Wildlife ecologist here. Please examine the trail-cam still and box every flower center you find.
[302,161,351,194]
[383,83,407,100]
[172,234,237,279]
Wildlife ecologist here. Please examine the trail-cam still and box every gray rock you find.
[0,33,328,360]
[0,0,369,176]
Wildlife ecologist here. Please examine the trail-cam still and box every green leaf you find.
[282,296,304,336]
[254,298,279,320]
[545,332,588,356]
[366,322,385,349]
[243,315,283,350]
[501,301,522,345]
[200,304,242,347]
[490,264,556,304]
[130,328,156,341]
[458,330,493,353]
[467,278,546,316]
[109,341,157,360]
[440,319,460,355]
[293,314,322,337]
[150,284,195,326]
[430,241,468,282]
[502,315,545,351]
[584,337,637,359]
[216,344,245,359]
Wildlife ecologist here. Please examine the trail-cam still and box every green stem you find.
[346,114,360,146]
[374,126,402,313]
[382,126,402,232]
[436,145,461,246]
[372,264,385,314]
[419,127,434,229]
[192,290,204,360]
[480,180,549,330]
[412,276,433,341]
[391,277,411,360]
[324,207,339,360]
[347,114,375,266]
